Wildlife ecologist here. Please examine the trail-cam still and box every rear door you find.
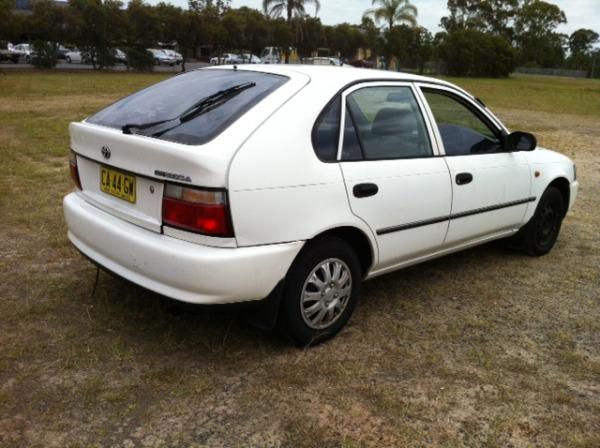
[418,85,532,246]
[338,82,452,272]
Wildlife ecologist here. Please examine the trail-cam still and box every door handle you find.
[455,172,473,185]
[353,183,378,198]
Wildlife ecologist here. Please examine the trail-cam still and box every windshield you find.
[87,69,289,145]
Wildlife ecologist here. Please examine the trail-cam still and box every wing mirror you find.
[506,131,537,152]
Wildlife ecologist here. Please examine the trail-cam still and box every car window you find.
[345,86,432,160]
[423,89,502,156]
[312,96,341,161]
[87,69,288,146]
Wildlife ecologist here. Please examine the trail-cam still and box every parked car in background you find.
[349,59,375,68]
[240,53,261,64]
[0,41,18,63]
[147,48,176,66]
[210,53,242,65]
[260,47,280,64]
[12,43,32,62]
[113,48,127,64]
[65,49,83,63]
[260,47,300,64]
[304,56,344,66]
[162,49,183,65]
[64,66,578,345]
[56,45,71,60]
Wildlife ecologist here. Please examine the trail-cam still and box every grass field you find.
[1,70,599,447]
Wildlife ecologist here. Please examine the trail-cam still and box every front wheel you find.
[278,237,361,346]
[516,186,565,256]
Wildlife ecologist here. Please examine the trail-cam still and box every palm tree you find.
[262,0,320,22]
[262,0,320,63]
[363,0,418,31]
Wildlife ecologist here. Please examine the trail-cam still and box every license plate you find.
[100,167,136,203]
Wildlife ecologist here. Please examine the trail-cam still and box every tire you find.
[66,56,71,63]
[516,186,565,256]
[278,237,362,346]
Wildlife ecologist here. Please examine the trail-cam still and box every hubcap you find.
[300,258,352,330]
[535,203,557,246]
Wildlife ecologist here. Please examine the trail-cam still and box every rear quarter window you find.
[87,69,288,145]
[312,96,341,162]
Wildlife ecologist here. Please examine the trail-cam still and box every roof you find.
[206,64,474,101]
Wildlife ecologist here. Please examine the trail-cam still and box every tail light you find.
[162,184,234,237]
[69,150,82,189]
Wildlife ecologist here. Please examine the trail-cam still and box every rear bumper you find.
[63,192,303,304]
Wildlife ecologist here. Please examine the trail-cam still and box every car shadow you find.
[88,240,522,353]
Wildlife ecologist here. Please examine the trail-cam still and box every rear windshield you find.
[87,69,288,145]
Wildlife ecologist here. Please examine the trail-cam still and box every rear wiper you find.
[122,82,256,136]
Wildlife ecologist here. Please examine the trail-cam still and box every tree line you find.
[0,0,598,77]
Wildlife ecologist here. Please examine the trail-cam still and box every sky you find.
[176,0,600,36]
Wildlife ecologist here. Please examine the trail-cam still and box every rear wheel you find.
[516,186,565,256]
[278,237,361,346]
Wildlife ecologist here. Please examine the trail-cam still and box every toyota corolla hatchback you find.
[64,66,578,345]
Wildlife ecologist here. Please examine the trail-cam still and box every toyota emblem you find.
[101,146,111,159]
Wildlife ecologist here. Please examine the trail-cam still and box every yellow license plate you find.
[100,167,136,203]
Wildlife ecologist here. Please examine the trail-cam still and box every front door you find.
[339,83,452,272]
[419,85,532,246]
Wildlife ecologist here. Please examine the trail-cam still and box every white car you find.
[147,49,176,66]
[12,43,32,62]
[162,49,183,64]
[210,53,242,65]
[306,56,343,66]
[63,66,578,345]
[240,53,261,64]
[65,49,82,63]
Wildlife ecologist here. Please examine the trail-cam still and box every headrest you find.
[386,91,411,102]
[371,107,418,136]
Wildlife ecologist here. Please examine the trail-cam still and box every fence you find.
[516,67,588,78]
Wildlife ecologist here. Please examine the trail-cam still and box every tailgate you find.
[69,68,310,234]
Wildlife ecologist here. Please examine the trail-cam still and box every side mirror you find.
[506,131,537,152]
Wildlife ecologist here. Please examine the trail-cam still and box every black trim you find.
[376,197,536,236]
[378,215,450,235]
[451,197,536,220]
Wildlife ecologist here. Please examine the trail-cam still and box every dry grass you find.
[0,71,599,447]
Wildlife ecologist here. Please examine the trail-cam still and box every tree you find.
[438,29,516,77]
[360,16,380,55]
[514,0,567,67]
[440,0,518,40]
[262,0,320,63]
[567,29,599,74]
[28,0,70,68]
[326,23,364,60]
[569,29,599,56]
[0,0,25,42]
[363,0,417,31]
[221,7,270,55]
[295,16,325,57]
[262,0,320,21]
[67,0,127,69]
[124,0,159,70]
[384,25,433,73]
